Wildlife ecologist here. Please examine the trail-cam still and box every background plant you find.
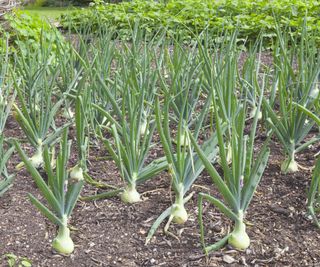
[4,10,67,57]
[0,37,15,135]
[60,0,320,44]
[0,39,15,196]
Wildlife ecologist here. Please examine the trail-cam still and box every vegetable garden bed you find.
[0,3,320,265]
[1,114,320,266]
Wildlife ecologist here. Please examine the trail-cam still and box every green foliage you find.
[0,136,14,197]
[262,24,320,173]
[307,157,320,228]
[61,0,320,43]
[14,128,84,254]
[0,42,14,197]
[3,10,67,56]
[3,253,32,267]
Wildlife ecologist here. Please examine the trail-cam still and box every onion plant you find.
[201,32,242,162]
[0,136,14,197]
[13,48,70,169]
[241,41,264,120]
[0,37,15,135]
[69,95,89,181]
[158,39,203,147]
[84,28,117,133]
[0,37,15,195]
[94,32,167,203]
[14,129,84,255]
[202,32,241,125]
[54,34,89,120]
[145,92,220,244]
[94,92,167,203]
[263,26,320,173]
[190,82,270,252]
[307,157,320,228]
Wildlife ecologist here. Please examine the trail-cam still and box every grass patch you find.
[20,7,79,20]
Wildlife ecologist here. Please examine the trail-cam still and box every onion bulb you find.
[228,220,250,250]
[120,186,141,203]
[178,132,190,147]
[52,226,74,255]
[140,113,150,136]
[172,203,188,224]
[310,85,319,99]
[172,184,188,224]
[228,211,250,250]
[249,106,262,120]
[70,165,84,181]
[63,107,74,119]
[281,158,298,173]
[29,148,44,169]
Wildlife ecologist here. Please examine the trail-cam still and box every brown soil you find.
[1,114,320,267]
[1,50,320,266]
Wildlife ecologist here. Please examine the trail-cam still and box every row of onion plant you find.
[92,29,168,203]
[0,38,15,196]
[262,25,320,173]
[12,43,72,169]
[5,23,320,256]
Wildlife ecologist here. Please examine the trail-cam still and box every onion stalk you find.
[12,54,70,171]
[192,48,269,253]
[146,92,219,244]
[14,129,83,255]
[307,157,320,228]
[0,136,14,197]
[70,95,89,183]
[159,39,203,146]
[262,25,320,173]
[93,36,167,203]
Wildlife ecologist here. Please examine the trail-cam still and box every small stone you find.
[223,255,235,264]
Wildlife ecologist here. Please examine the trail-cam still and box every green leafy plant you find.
[13,43,70,169]
[307,157,320,228]
[4,253,32,267]
[60,0,320,44]
[190,74,269,252]
[0,136,14,197]
[5,9,67,57]
[14,128,84,255]
[146,90,219,244]
[263,25,320,173]
[93,29,168,203]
